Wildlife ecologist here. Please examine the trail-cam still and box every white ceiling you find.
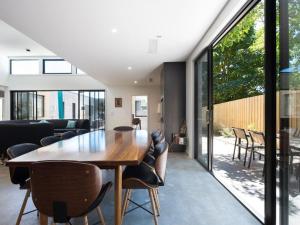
[0,0,228,85]
[0,20,54,57]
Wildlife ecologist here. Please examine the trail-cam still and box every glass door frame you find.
[194,47,213,171]
[193,0,278,224]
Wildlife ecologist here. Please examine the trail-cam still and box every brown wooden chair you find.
[30,161,112,225]
[6,143,40,225]
[132,118,141,130]
[121,141,168,225]
[248,130,266,168]
[232,127,251,166]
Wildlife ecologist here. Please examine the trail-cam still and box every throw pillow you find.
[66,120,77,129]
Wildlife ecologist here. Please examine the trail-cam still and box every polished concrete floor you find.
[0,153,261,225]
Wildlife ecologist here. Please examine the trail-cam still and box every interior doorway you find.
[132,96,148,130]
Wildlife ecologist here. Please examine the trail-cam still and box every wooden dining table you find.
[6,129,151,225]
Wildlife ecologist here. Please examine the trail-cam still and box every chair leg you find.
[152,189,160,216]
[148,189,158,225]
[96,206,106,225]
[83,216,89,225]
[121,189,131,223]
[248,148,253,169]
[16,189,31,225]
[232,138,237,160]
[243,144,248,167]
[154,189,160,211]
[238,139,241,159]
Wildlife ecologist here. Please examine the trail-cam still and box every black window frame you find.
[42,59,72,74]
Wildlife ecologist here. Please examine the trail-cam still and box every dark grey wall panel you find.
[162,62,186,145]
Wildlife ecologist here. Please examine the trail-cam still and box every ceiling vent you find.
[148,39,158,54]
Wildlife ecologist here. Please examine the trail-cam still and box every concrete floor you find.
[0,152,261,225]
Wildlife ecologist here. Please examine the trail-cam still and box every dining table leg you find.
[115,165,122,225]
[39,213,48,225]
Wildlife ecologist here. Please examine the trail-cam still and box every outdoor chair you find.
[232,127,251,166]
[248,131,265,169]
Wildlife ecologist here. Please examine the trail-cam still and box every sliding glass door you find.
[11,90,105,130]
[195,50,211,168]
[279,0,300,224]
[11,91,37,120]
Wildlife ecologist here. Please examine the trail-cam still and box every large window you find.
[11,90,105,130]
[43,59,72,74]
[10,59,39,75]
[10,57,85,75]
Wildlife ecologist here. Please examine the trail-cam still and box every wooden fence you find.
[213,93,281,133]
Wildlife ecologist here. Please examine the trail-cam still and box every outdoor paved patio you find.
[212,135,300,224]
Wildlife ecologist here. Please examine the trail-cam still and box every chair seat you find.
[236,143,251,149]
[122,163,160,188]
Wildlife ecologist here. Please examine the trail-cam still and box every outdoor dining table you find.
[6,129,151,225]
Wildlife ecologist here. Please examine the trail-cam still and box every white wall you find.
[106,86,160,132]
[0,56,10,120]
[185,0,247,158]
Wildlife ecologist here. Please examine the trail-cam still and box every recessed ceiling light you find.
[111,28,118,33]
[127,66,132,70]
[26,48,31,52]
[134,80,138,84]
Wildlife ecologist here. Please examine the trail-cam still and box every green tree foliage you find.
[213,3,264,104]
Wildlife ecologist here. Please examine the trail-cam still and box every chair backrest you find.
[154,142,169,185]
[232,127,247,140]
[249,130,265,145]
[132,118,141,128]
[30,161,102,222]
[77,129,89,135]
[7,143,40,186]
[61,131,76,140]
[113,126,134,131]
[151,130,161,139]
[152,133,165,146]
[40,135,61,146]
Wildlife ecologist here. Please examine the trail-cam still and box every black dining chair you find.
[40,135,61,147]
[113,126,134,131]
[132,118,141,130]
[7,143,40,225]
[121,141,169,225]
[30,161,112,225]
[77,129,89,135]
[61,131,77,140]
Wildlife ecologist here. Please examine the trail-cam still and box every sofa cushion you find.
[66,120,77,129]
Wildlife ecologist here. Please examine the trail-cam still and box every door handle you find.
[206,110,210,125]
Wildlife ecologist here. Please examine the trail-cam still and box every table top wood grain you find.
[6,130,151,168]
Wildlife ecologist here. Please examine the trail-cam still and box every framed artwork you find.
[115,98,122,107]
